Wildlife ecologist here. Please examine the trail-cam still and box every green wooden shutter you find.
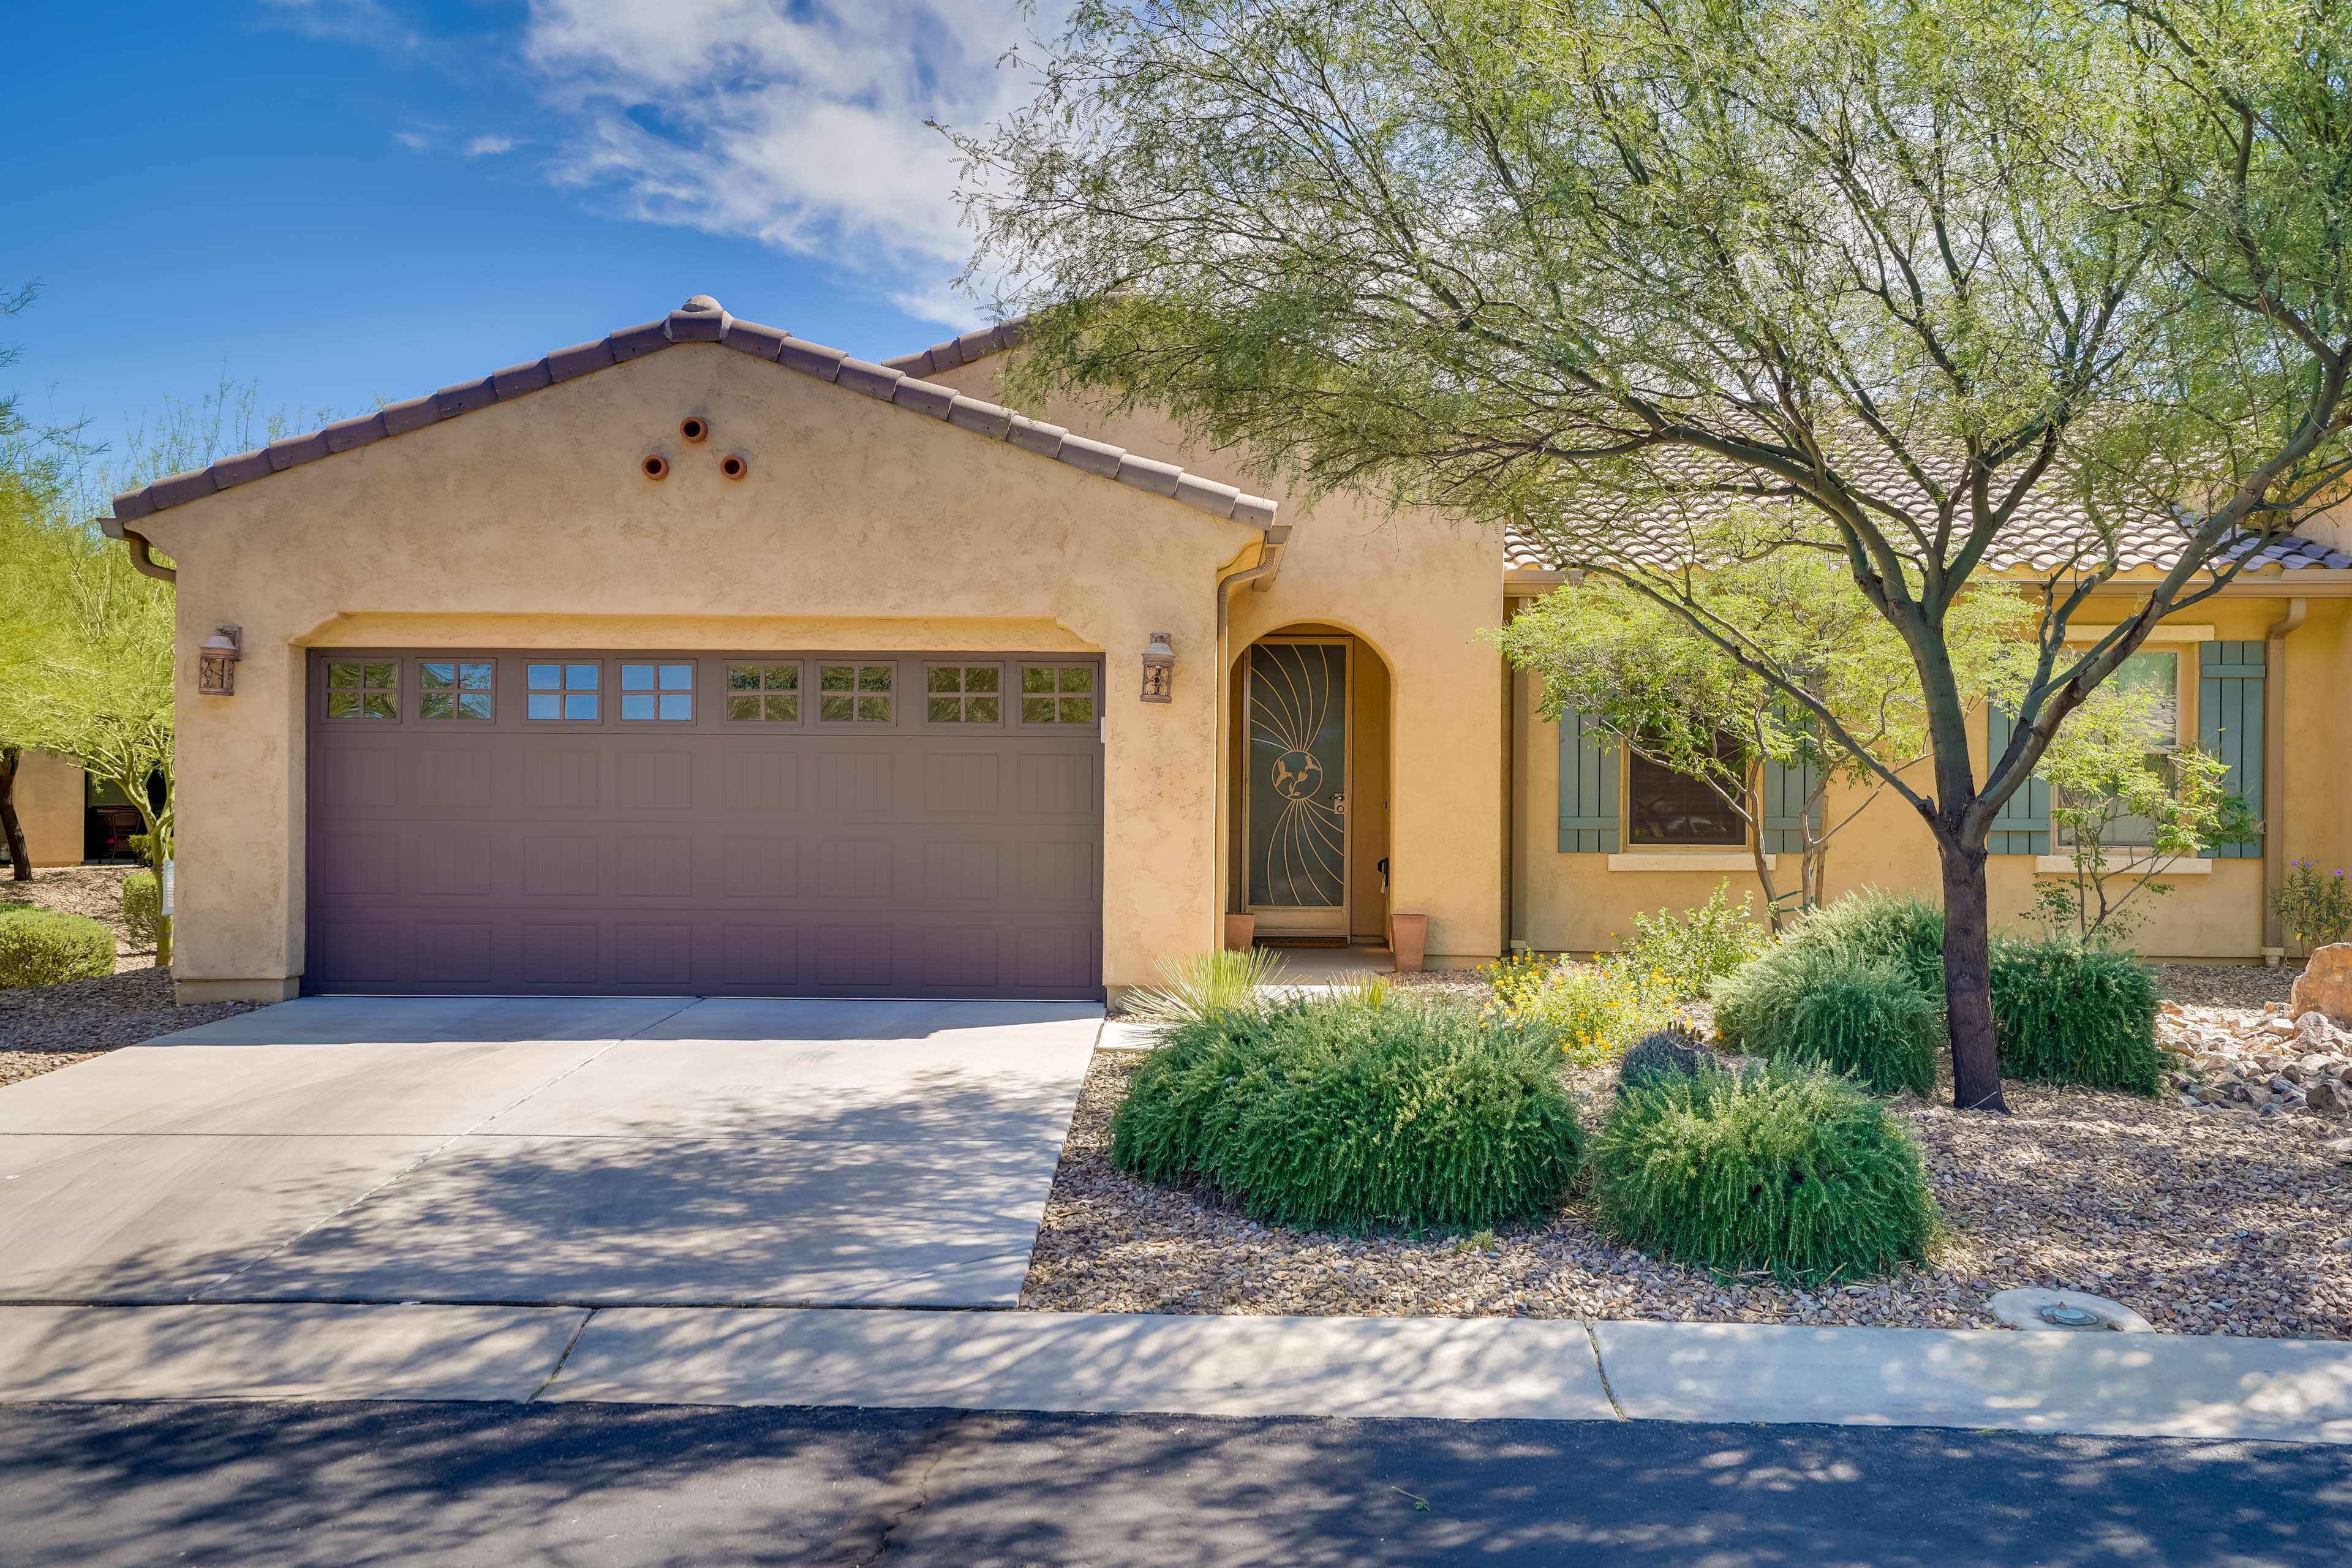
[1762,714,1822,855]
[1985,704,2050,854]
[2199,641,2264,858]
[1558,709,1619,853]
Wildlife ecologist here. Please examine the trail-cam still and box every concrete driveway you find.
[0,997,1102,1307]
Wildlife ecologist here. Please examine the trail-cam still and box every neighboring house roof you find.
[108,297,1275,531]
[881,316,1034,379]
[1501,436,2352,578]
[1503,520,2352,575]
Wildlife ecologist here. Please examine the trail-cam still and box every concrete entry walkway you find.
[0,996,1102,1308]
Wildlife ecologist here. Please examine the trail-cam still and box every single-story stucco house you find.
[104,295,2352,1004]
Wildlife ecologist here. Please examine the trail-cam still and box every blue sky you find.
[4,1,1037,492]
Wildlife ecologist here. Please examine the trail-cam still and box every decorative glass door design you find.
[1246,639,1348,935]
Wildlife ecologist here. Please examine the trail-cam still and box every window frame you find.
[416,658,496,722]
[723,658,806,725]
[323,658,403,723]
[1621,731,1750,850]
[617,660,698,723]
[2053,647,2185,852]
[524,660,608,725]
[1016,662,1099,728]
[815,660,899,726]
[922,662,1008,726]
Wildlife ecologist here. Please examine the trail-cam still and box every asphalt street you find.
[1,1401,2346,1567]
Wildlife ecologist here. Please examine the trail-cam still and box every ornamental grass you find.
[1109,995,1585,1232]
[1589,1059,1939,1286]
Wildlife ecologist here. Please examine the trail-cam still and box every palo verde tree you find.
[952,0,2352,1111]
[1492,528,2036,930]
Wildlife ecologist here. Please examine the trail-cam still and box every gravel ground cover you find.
[0,968,270,1088]
[1023,962,2352,1340]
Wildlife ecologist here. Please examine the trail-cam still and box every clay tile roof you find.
[1502,439,2352,579]
[107,299,1272,533]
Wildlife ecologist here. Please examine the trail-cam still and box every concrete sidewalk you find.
[2,1303,2345,1444]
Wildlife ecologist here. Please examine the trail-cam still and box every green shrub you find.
[1787,888,1947,996]
[1590,1060,1939,1285]
[1988,937,2165,1094]
[121,870,161,948]
[0,907,117,989]
[1618,1026,1714,1088]
[1125,947,1288,1028]
[1110,997,1586,1232]
[1709,941,1939,1096]
[1621,881,1770,999]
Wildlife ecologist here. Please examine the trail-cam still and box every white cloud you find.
[464,135,518,157]
[519,1,1040,328]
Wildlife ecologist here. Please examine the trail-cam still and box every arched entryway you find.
[1227,624,1393,952]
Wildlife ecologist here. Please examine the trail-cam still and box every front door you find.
[1245,639,1348,940]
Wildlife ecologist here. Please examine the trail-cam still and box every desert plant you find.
[1987,937,2165,1095]
[1125,947,1288,1028]
[1617,1026,1716,1088]
[1485,957,1657,1065]
[121,869,160,948]
[1621,882,1770,998]
[1709,941,1940,1097]
[0,905,116,988]
[2273,861,2352,950]
[1784,888,1948,998]
[1590,1059,1939,1285]
[1110,996,1585,1232]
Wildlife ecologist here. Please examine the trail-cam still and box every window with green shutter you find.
[1557,710,1619,852]
[1985,704,2051,854]
[2199,641,2264,858]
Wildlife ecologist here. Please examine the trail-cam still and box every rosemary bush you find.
[1988,937,2165,1095]
[1110,995,1585,1232]
[1709,941,1939,1096]
[1590,1059,1939,1285]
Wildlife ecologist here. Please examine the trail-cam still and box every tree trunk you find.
[0,748,29,883]
[1940,842,2008,1112]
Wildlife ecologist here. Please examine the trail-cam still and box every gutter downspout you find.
[99,516,178,584]
[2262,597,2307,963]
[1215,526,1291,930]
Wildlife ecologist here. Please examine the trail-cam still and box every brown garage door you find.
[304,649,1103,999]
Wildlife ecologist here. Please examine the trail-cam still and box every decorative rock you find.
[2291,943,2352,1028]
[1987,1287,2154,1333]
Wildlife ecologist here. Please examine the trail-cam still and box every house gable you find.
[108,296,1276,535]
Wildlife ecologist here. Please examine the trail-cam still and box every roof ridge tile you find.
[108,297,1271,532]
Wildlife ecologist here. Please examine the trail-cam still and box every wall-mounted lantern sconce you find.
[1140,632,1175,703]
[197,626,242,696]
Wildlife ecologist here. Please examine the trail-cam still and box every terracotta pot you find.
[1223,913,1257,952]
[1389,913,1428,974]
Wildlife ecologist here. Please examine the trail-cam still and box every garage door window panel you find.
[620,663,695,722]
[326,661,400,720]
[727,662,801,723]
[1020,665,1095,726]
[419,661,493,720]
[821,663,894,724]
[528,663,601,722]
[927,665,1003,724]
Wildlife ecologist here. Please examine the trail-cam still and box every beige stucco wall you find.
[1515,590,2334,962]
[134,342,1268,998]
[7,750,85,868]
[923,360,1509,965]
